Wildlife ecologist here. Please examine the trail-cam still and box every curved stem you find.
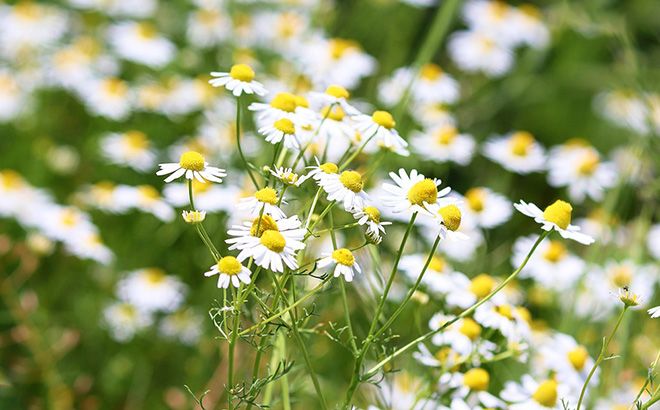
[235,96,260,189]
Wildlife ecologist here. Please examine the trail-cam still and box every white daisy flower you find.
[107,21,175,68]
[448,30,514,77]
[248,91,312,126]
[440,369,505,409]
[536,333,596,397]
[159,308,203,345]
[78,77,133,120]
[353,205,391,243]
[318,169,369,211]
[483,131,546,174]
[514,199,595,245]
[411,125,475,165]
[116,268,186,313]
[318,248,362,282]
[204,256,252,289]
[156,150,227,183]
[462,187,512,228]
[258,117,303,150]
[182,210,206,224]
[411,63,460,105]
[381,168,451,216]
[309,84,361,115]
[103,302,153,342]
[100,130,156,172]
[444,273,504,310]
[307,159,339,181]
[270,166,310,187]
[209,63,267,97]
[353,110,409,156]
[226,215,306,272]
[547,142,617,203]
[238,187,286,220]
[474,301,531,341]
[114,185,175,222]
[501,376,568,410]
[429,313,497,361]
[422,201,469,241]
[163,180,238,213]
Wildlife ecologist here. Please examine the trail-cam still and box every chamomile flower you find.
[474,301,531,341]
[238,187,286,220]
[204,256,252,289]
[462,187,512,228]
[412,63,460,104]
[440,368,505,408]
[595,89,650,134]
[258,117,303,150]
[79,77,133,120]
[547,142,617,203]
[429,313,497,360]
[448,30,514,77]
[156,151,227,183]
[382,168,451,215]
[107,21,175,68]
[163,180,238,212]
[114,185,175,222]
[182,210,206,224]
[117,268,186,313]
[226,215,306,272]
[514,200,595,245]
[103,302,153,342]
[307,159,339,181]
[353,110,409,156]
[422,200,469,240]
[309,85,361,115]
[209,63,267,97]
[248,91,312,126]
[100,130,156,172]
[270,166,310,187]
[159,308,203,345]
[537,333,595,395]
[483,131,546,174]
[444,273,503,310]
[411,125,475,165]
[318,169,369,211]
[353,205,391,243]
[501,376,568,410]
[318,248,362,282]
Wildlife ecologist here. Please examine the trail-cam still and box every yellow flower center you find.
[567,346,588,370]
[517,306,532,323]
[124,131,149,151]
[329,39,356,59]
[543,241,566,263]
[273,118,295,135]
[372,110,396,129]
[420,63,444,81]
[577,151,599,175]
[459,318,482,341]
[319,162,339,174]
[332,248,355,266]
[519,4,541,18]
[429,256,445,272]
[339,170,364,193]
[260,230,286,252]
[465,188,486,212]
[436,126,458,145]
[60,208,79,227]
[183,210,206,224]
[179,151,205,171]
[229,64,255,82]
[138,185,159,201]
[509,131,535,156]
[470,274,495,299]
[1,170,24,189]
[144,268,166,284]
[103,78,128,97]
[407,179,438,206]
[438,204,462,231]
[137,22,157,39]
[321,105,346,121]
[463,368,490,391]
[218,256,243,275]
[611,266,632,287]
[270,92,297,112]
[326,85,350,99]
[192,179,211,194]
[363,206,381,223]
[254,187,278,205]
[250,215,279,237]
[495,304,514,320]
[543,200,572,230]
[532,379,558,407]
[294,94,309,108]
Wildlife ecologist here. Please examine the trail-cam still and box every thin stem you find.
[187,180,220,260]
[576,306,629,410]
[362,230,550,380]
[338,131,377,171]
[303,201,337,241]
[227,287,240,410]
[235,96,260,189]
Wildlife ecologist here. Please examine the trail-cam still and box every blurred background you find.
[0,0,658,409]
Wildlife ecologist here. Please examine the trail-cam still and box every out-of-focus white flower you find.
[103,302,153,342]
[461,187,512,228]
[107,21,175,68]
[411,125,475,165]
[501,376,570,410]
[483,131,546,174]
[78,77,133,120]
[448,30,513,77]
[353,110,409,156]
[117,268,186,313]
[100,130,156,172]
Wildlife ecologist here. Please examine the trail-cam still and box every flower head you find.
[515,199,595,244]
[156,151,227,183]
[209,63,267,96]
[319,247,362,282]
[204,256,252,288]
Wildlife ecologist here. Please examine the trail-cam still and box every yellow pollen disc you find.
[332,248,355,266]
[470,274,495,299]
[532,379,558,407]
[578,151,600,175]
[124,131,149,151]
[325,85,350,99]
[60,208,79,227]
[144,268,166,284]
[519,4,541,18]
[459,318,482,341]
[372,110,396,129]
[119,304,137,318]
[438,204,462,231]
[568,346,588,370]
[260,230,286,252]
[1,170,24,189]
[490,0,509,18]
[420,63,444,81]
[255,187,278,205]
[516,306,532,323]
[137,22,157,39]
[250,215,279,237]
[329,39,356,59]
[465,188,486,212]
[463,368,490,391]
[138,185,159,200]
[321,105,345,121]
[294,94,309,108]
[611,266,632,287]
[270,92,297,112]
[179,151,205,171]
[363,206,381,223]
[218,256,243,275]
[319,162,338,174]
[339,170,364,193]
[436,126,458,145]
[429,256,445,272]
[229,63,255,82]
[509,131,535,156]
[495,304,513,320]
[192,179,211,194]
[543,200,572,230]
[407,179,438,206]
[183,210,205,223]
[274,118,295,135]
[543,241,566,262]
[103,78,128,97]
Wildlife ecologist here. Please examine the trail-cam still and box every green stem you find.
[227,287,240,410]
[576,306,629,410]
[236,96,260,189]
[338,131,377,171]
